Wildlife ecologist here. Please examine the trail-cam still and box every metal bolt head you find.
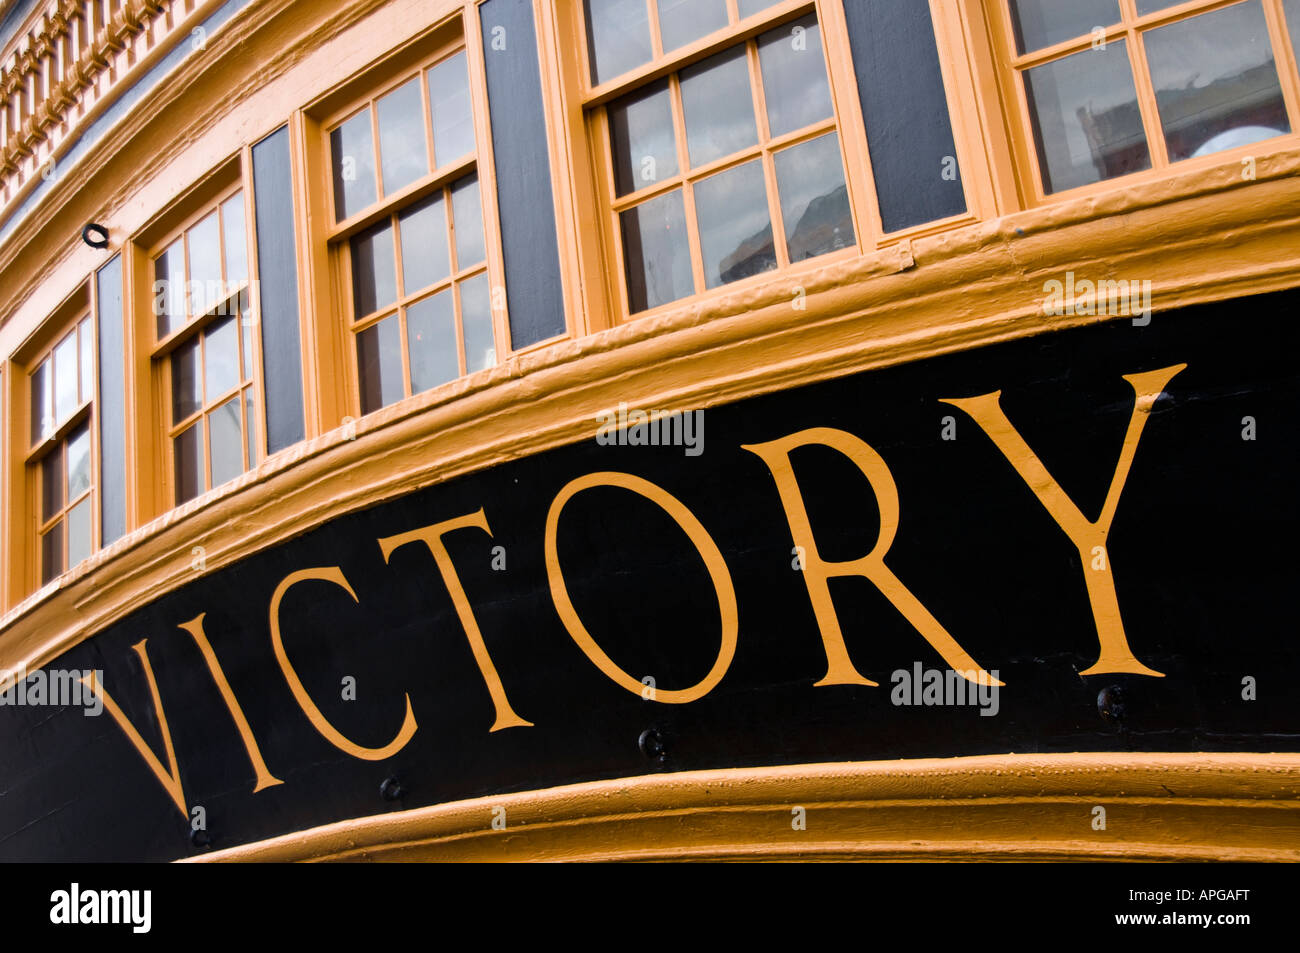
[1097,685,1126,725]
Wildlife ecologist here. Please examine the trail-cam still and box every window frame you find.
[576,0,888,321]
[988,0,1300,204]
[19,291,100,591]
[314,25,512,420]
[142,174,267,509]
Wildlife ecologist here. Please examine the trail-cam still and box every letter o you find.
[544,472,738,704]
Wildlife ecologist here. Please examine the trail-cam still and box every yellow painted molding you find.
[184,753,1300,862]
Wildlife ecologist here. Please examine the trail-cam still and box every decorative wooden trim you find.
[183,753,1300,862]
[0,0,214,217]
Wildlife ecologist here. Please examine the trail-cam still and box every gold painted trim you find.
[185,753,1300,862]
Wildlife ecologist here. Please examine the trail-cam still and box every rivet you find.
[380,776,405,802]
[1097,685,1126,725]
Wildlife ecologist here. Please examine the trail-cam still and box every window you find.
[325,46,500,416]
[1000,0,1300,195]
[28,317,96,585]
[151,186,262,506]
[583,1,859,316]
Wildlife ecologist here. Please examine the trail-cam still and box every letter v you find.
[940,363,1186,677]
[81,640,186,817]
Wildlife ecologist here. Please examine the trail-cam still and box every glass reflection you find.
[680,47,758,168]
[331,108,378,220]
[429,52,476,167]
[758,15,833,138]
[204,316,240,402]
[358,314,404,414]
[399,193,451,293]
[209,397,244,488]
[585,0,653,84]
[694,159,774,288]
[451,175,486,268]
[459,273,496,373]
[407,291,459,393]
[621,190,692,313]
[1008,0,1120,54]
[775,133,854,261]
[1144,1,1289,162]
[351,221,398,317]
[658,0,728,53]
[1024,40,1150,192]
[609,80,678,196]
[376,77,429,196]
[174,423,204,505]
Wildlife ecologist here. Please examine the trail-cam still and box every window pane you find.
[376,77,429,196]
[205,316,240,402]
[244,388,259,467]
[460,273,496,373]
[66,423,91,501]
[758,15,833,138]
[1145,1,1289,162]
[694,159,774,288]
[172,339,202,422]
[1008,0,1120,54]
[174,423,204,505]
[331,108,378,220]
[429,51,475,168]
[209,397,244,488]
[67,497,91,569]
[775,132,854,261]
[609,80,679,196]
[406,290,459,393]
[621,190,693,313]
[584,0,653,85]
[154,239,186,338]
[1288,0,1300,46]
[658,0,728,53]
[188,211,222,317]
[1023,40,1150,193]
[31,360,51,443]
[451,175,486,269]
[357,315,404,414]
[53,333,78,424]
[42,442,63,522]
[79,319,94,405]
[680,47,759,169]
[222,192,248,286]
[41,524,63,586]
[351,221,398,317]
[1135,0,1180,14]
[398,193,451,293]
[737,0,780,17]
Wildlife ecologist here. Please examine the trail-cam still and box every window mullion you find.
[668,72,706,294]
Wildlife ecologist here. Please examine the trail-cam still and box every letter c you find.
[269,567,417,760]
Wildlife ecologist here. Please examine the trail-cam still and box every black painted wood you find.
[1,291,1295,860]
[251,126,306,453]
[842,0,967,232]
[479,0,566,348]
